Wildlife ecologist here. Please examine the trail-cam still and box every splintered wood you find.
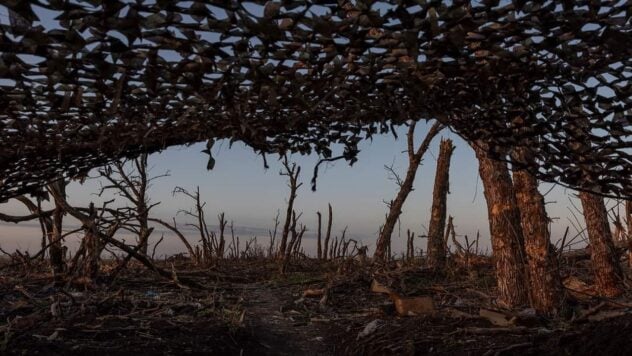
[370,279,435,316]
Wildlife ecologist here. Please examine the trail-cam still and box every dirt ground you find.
[2,258,632,355]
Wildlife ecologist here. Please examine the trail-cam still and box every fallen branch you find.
[48,187,204,289]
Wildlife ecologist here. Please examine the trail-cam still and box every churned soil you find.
[2,259,632,355]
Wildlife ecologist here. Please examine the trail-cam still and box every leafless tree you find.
[280,210,306,273]
[98,153,167,255]
[47,187,200,288]
[169,186,226,264]
[278,155,302,258]
[374,121,443,261]
[0,179,73,276]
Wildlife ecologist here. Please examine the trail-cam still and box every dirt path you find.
[239,282,334,355]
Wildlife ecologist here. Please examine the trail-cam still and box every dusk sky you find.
[0,122,599,256]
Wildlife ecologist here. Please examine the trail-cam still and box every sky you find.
[0,2,624,257]
[0,122,603,257]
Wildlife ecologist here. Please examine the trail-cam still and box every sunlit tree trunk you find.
[627,200,632,237]
[512,148,564,315]
[426,138,454,269]
[579,192,623,297]
[472,141,528,308]
[627,200,632,267]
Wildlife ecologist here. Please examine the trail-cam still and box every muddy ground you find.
[2,258,632,355]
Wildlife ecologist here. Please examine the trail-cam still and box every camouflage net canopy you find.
[0,0,631,200]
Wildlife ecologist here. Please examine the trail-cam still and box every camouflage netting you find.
[0,1,630,200]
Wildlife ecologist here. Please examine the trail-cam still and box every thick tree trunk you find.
[512,148,564,315]
[579,192,623,297]
[472,141,528,308]
[374,121,443,261]
[426,138,455,269]
[627,200,632,267]
[627,200,632,238]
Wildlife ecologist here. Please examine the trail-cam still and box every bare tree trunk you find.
[83,228,100,279]
[279,157,301,258]
[317,211,322,260]
[472,141,528,308]
[281,211,306,273]
[627,200,632,238]
[99,153,163,256]
[406,230,415,262]
[138,213,150,255]
[512,148,564,315]
[627,200,632,267]
[374,121,443,261]
[217,213,227,258]
[13,184,67,274]
[82,204,101,279]
[323,204,333,260]
[579,192,623,297]
[49,181,66,275]
[443,215,453,257]
[426,138,455,269]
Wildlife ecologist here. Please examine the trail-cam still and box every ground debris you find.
[357,319,383,339]
[479,308,516,327]
[3,258,632,355]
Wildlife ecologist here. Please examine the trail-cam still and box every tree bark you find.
[278,158,301,258]
[512,148,564,315]
[317,212,322,260]
[627,200,632,238]
[627,200,632,267]
[136,154,151,255]
[49,181,66,274]
[323,204,333,260]
[472,141,528,308]
[374,121,443,261]
[426,138,455,269]
[579,192,623,297]
[14,184,66,274]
